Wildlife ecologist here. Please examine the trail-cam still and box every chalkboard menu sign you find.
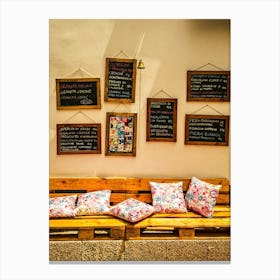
[105,112,137,156]
[57,124,101,155]
[104,58,137,103]
[56,78,101,110]
[146,98,177,142]
[185,114,230,146]
[187,71,230,102]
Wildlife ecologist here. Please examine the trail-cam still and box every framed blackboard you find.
[57,123,102,155]
[146,98,177,142]
[185,114,230,146]
[56,78,101,110]
[104,58,137,103]
[105,112,137,156]
[187,71,230,102]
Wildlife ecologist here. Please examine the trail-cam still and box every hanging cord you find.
[190,104,224,115]
[62,111,97,124]
[193,62,225,71]
[151,89,174,98]
[62,67,95,78]
[111,102,132,113]
[113,50,130,58]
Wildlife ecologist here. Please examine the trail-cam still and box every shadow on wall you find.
[188,19,230,34]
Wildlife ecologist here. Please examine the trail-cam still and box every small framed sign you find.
[185,114,230,146]
[56,78,101,110]
[105,112,137,156]
[104,58,137,103]
[187,71,230,102]
[57,123,102,155]
[146,98,177,142]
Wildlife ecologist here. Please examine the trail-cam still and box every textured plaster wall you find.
[49,19,230,178]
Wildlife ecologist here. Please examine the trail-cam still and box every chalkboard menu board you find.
[185,114,230,146]
[187,71,230,102]
[104,58,137,103]
[56,78,101,110]
[146,98,177,142]
[57,124,101,155]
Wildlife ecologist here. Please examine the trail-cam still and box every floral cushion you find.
[49,195,77,218]
[74,190,111,216]
[185,177,222,218]
[150,181,187,213]
[109,198,155,223]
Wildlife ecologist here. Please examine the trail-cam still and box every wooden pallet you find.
[49,216,125,241]
[49,177,230,205]
[125,205,230,240]
[49,177,230,241]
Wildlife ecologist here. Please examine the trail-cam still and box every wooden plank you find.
[145,227,174,231]
[179,228,195,239]
[110,227,125,239]
[133,217,230,229]
[50,177,230,193]
[49,218,126,229]
[49,235,79,241]
[124,193,152,203]
[78,228,94,240]
[49,177,128,191]
[137,178,229,192]
[216,194,230,205]
[126,226,141,239]
[152,211,230,218]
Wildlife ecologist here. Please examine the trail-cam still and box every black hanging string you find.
[190,104,224,115]
[193,62,225,71]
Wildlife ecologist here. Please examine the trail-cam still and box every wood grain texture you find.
[49,177,230,240]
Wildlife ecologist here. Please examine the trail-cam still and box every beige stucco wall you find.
[49,19,230,179]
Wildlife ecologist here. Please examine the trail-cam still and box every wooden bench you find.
[49,177,230,241]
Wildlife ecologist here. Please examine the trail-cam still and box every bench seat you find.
[49,177,230,241]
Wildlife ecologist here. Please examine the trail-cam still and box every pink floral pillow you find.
[185,177,222,218]
[109,198,155,223]
[49,195,77,218]
[74,190,111,216]
[150,181,187,213]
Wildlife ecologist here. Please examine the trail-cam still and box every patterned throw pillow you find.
[109,198,155,223]
[150,181,187,213]
[185,177,222,218]
[74,190,111,216]
[49,195,77,218]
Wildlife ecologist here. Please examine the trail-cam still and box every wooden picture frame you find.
[57,123,102,155]
[187,71,230,102]
[146,98,177,142]
[105,112,137,156]
[185,114,230,146]
[56,78,101,110]
[104,58,137,103]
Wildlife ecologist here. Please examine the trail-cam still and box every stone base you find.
[49,239,230,262]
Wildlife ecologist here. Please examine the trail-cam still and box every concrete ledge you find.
[49,241,82,261]
[167,240,230,261]
[82,240,125,261]
[49,239,230,262]
[124,240,166,261]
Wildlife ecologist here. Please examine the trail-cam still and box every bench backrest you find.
[49,177,230,206]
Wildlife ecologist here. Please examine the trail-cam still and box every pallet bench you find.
[49,177,230,241]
